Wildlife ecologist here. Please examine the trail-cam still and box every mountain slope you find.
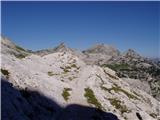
[1,36,31,58]
[1,38,160,120]
[102,49,160,101]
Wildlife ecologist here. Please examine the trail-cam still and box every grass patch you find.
[63,69,70,73]
[70,64,80,69]
[15,45,26,51]
[60,66,70,73]
[108,98,130,114]
[101,85,139,100]
[14,54,27,59]
[48,71,58,76]
[1,69,10,78]
[1,69,10,76]
[71,64,77,68]
[65,66,72,70]
[62,88,72,101]
[101,63,130,71]
[84,87,102,109]
[61,64,80,74]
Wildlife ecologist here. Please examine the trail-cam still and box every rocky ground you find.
[1,37,160,120]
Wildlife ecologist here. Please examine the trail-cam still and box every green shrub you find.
[60,66,70,73]
[47,71,56,76]
[101,85,139,100]
[1,69,10,78]
[84,87,102,109]
[70,64,80,69]
[101,63,130,71]
[14,54,27,59]
[62,88,72,101]
[71,64,77,68]
[65,66,72,70]
[15,45,26,51]
[63,69,70,73]
[108,98,130,114]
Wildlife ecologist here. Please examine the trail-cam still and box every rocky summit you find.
[1,37,160,120]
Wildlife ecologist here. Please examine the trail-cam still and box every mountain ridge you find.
[1,37,160,120]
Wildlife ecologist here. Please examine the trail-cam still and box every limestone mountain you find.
[83,44,120,56]
[82,44,120,65]
[1,37,160,120]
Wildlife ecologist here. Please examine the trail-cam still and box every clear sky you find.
[1,1,160,57]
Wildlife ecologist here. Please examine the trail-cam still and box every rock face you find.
[1,37,160,120]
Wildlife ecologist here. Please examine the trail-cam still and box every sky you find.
[1,1,160,57]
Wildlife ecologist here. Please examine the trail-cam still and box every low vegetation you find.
[62,88,72,101]
[84,87,102,109]
[70,64,80,69]
[108,98,131,114]
[60,66,70,73]
[47,71,58,76]
[101,85,139,100]
[61,64,80,74]
[1,69,10,79]
[14,54,27,59]
[101,63,131,71]
[15,45,26,51]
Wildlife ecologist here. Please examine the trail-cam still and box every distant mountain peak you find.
[58,42,65,47]
[54,42,72,53]
[121,49,141,58]
[83,43,120,56]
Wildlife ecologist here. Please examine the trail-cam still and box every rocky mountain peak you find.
[123,49,141,58]
[83,43,120,56]
[55,42,66,49]
[54,42,72,53]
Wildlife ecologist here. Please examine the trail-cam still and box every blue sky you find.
[1,1,160,57]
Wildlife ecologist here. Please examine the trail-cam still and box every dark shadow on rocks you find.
[1,79,119,120]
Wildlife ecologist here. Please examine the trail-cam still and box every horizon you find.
[2,1,160,57]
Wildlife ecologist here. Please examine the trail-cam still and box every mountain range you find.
[1,36,160,120]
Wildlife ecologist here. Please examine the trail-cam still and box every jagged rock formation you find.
[1,37,160,120]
